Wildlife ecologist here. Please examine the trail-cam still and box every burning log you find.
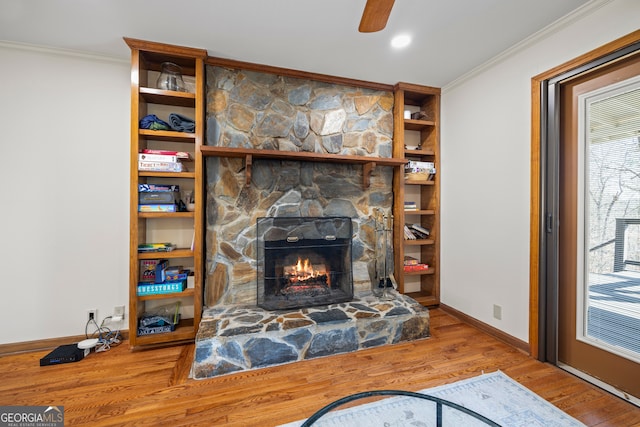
[278,257,331,297]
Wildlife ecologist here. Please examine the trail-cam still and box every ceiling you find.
[0,0,594,88]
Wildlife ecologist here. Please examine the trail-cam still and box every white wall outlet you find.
[87,309,98,322]
[113,305,125,322]
[493,304,502,320]
[104,305,126,330]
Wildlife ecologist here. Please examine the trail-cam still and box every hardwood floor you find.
[1,308,638,426]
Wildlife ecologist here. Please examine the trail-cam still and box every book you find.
[406,161,435,171]
[404,201,417,211]
[410,224,430,236]
[137,324,175,335]
[138,160,184,172]
[138,190,178,205]
[137,279,187,296]
[163,265,184,274]
[138,204,176,212]
[409,228,429,239]
[405,161,436,181]
[164,271,191,282]
[138,184,180,192]
[404,256,419,266]
[153,259,170,283]
[404,225,417,240]
[138,153,177,163]
[137,243,176,253]
[404,264,430,272]
[141,149,191,160]
[139,259,167,283]
[158,265,191,283]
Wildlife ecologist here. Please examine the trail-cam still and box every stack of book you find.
[137,242,176,253]
[405,161,436,181]
[137,302,181,335]
[403,255,430,273]
[137,262,189,296]
[403,224,430,240]
[404,201,417,211]
[138,183,180,213]
[138,149,190,173]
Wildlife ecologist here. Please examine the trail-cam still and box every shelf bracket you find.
[362,162,376,189]
[244,154,253,187]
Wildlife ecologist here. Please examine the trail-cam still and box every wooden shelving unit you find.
[392,82,441,306]
[125,38,207,348]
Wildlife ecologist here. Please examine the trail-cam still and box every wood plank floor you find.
[1,308,639,426]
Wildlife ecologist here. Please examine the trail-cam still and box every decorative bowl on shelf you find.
[156,62,187,92]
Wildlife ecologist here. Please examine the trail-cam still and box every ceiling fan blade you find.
[359,0,395,33]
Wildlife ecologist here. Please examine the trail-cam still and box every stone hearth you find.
[191,291,429,379]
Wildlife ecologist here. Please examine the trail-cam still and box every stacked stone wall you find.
[204,66,395,306]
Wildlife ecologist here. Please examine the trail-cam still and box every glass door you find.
[578,80,640,365]
[557,53,640,401]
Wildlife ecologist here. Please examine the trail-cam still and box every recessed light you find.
[391,34,411,49]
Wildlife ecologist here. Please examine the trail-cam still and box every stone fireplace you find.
[201,66,397,307]
[191,65,430,379]
[257,216,353,310]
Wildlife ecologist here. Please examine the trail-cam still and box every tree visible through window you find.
[583,80,640,360]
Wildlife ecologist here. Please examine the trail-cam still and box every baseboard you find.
[2,305,530,357]
[439,303,530,354]
[0,331,130,356]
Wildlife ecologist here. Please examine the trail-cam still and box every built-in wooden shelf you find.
[405,149,435,156]
[138,248,194,260]
[405,179,435,186]
[405,292,438,306]
[139,87,196,107]
[138,288,195,301]
[138,171,196,179]
[404,239,435,246]
[133,318,195,346]
[139,129,196,143]
[404,209,436,215]
[201,146,407,189]
[404,267,435,276]
[404,119,435,131]
[138,211,194,219]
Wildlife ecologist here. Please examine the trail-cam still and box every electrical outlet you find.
[493,304,502,320]
[87,309,98,322]
[113,305,125,322]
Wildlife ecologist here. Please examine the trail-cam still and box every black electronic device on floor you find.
[40,344,89,366]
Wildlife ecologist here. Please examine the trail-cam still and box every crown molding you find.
[442,0,613,93]
[0,40,128,64]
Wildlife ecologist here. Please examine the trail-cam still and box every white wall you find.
[0,44,130,344]
[440,0,640,342]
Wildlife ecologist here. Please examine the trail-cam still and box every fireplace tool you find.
[372,208,397,300]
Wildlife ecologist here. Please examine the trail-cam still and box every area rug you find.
[279,370,585,426]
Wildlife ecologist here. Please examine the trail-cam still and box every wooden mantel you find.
[201,146,407,189]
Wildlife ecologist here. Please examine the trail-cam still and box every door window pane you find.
[581,78,640,362]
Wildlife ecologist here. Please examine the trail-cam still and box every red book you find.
[141,149,191,160]
[403,264,430,272]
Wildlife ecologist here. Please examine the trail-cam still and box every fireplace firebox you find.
[256,217,353,310]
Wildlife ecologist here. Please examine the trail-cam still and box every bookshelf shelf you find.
[126,37,206,349]
[393,82,440,307]
[405,239,435,246]
[138,288,195,301]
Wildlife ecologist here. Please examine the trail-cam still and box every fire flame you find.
[285,258,326,283]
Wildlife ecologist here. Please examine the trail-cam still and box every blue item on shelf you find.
[168,113,195,133]
[139,114,171,130]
